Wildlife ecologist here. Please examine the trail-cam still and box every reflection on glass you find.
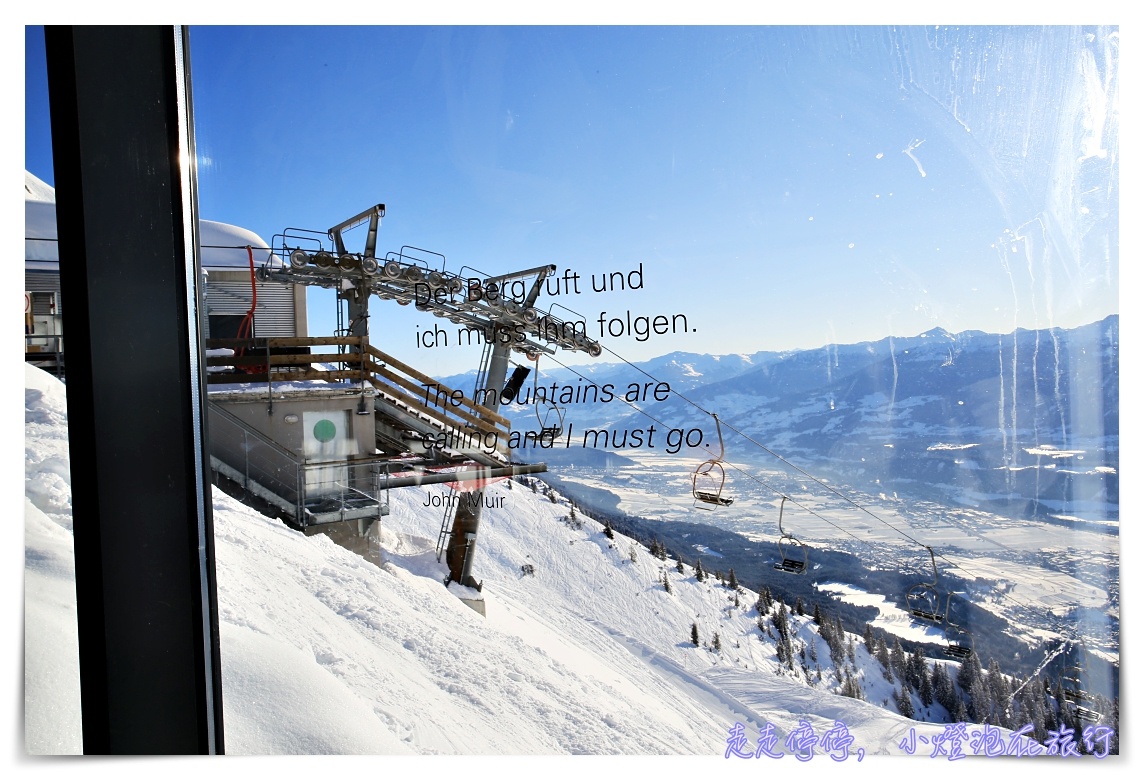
[25,25,1118,756]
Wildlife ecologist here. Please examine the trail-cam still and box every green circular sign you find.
[312,419,337,443]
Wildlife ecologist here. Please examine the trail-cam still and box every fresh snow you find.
[22,363,979,762]
[814,582,945,645]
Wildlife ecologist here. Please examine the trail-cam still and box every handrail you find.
[208,400,301,461]
[205,336,511,448]
[208,368,368,385]
[367,374,486,437]
[365,344,509,428]
[367,361,502,435]
[367,376,511,458]
[206,352,367,368]
[206,335,366,349]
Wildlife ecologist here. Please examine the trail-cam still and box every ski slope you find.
[25,362,1062,769]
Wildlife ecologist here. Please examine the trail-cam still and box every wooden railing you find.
[365,344,508,436]
[205,336,511,452]
[204,335,368,384]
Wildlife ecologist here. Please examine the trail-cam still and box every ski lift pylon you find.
[692,413,733,509]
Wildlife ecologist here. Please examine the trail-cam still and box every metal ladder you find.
[435,485,459,562]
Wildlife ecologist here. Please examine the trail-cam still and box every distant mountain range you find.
[445,316,1118,521]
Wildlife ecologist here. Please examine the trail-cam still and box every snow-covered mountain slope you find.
[26,363,993,756]
[611,317,1119,520]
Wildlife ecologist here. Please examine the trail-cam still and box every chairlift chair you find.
[942,594,974,660]
[1061,669,1102,723]
[906,546,945,623]
[1059,640,1102,722]
[1074,705,1103,724]
[535,398,565,441]
[531,355,565,441]
[692,414,733,509]
[773,496,808,574]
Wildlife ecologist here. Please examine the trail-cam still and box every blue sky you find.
[25,25,1119,378]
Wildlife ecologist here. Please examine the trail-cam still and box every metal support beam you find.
[384,462,548,491]
[446,337,515,587]
[45,25,224,754]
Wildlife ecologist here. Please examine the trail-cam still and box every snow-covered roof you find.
[198,219,281,271]
[24,170,281,272]
[25,170,55,203]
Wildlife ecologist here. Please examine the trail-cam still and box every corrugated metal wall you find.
[25,271,62,315]
[206,273,298,337]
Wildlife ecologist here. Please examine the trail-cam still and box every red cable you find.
[236,246,264,374]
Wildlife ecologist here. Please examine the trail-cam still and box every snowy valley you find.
[25,360,1113,758]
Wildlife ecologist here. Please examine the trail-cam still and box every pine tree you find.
[771,608,794,670]
[986,658,1012,726]
[968,678,990,724]
[907,647,926,692]
[842,671,863,700]
[772,608,789,642]
[957,650,982,694]
[1020,676,1048,741]
[795,596,805,616]
[694,559,706,582]
[826,625,844,669]
[919,662,934,707]
[603,519,614,540]
[662,571,673,594]
[712,632,722,652]
[628,545,638,564]
[675,555,684,574]
[727,568,739,591]
[691,622,700,646]
[932,662,957,714]
[877,639,894,683]
[818,615,834,645]
[812,602,823,626]
[895,688,915,718]
[891,638,906,680]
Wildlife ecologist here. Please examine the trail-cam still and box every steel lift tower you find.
[262,204,602,591]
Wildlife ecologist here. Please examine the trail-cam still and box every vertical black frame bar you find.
[45,25,224,754]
